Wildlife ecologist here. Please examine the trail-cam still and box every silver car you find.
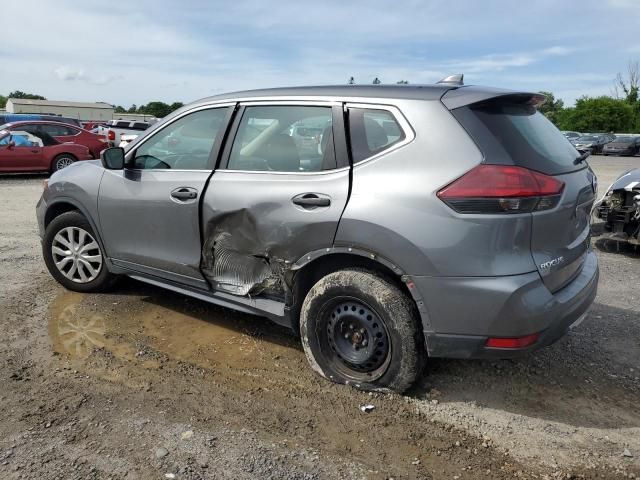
[37,77,599,393]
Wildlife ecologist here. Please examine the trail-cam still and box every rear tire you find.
[43,211,117,292]
[51,154,76,172]
[300,269,425,393]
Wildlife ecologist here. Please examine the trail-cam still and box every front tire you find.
[300,269,424,393]
[51,154,76,172]
[43,211,116,292]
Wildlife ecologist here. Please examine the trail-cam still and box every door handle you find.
[292,193,331,208]
[170,187,198,201]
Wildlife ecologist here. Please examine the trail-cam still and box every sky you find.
[1,0,639,107]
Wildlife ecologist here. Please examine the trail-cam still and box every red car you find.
[0,128,92,173]
[0,120,108,158]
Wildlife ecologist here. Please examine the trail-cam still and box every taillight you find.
[108,130,115,141]
[437,164,564,214]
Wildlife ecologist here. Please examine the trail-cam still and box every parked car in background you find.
[37,81,598,393]
[562,131,581,140]
[593,167,640,244]
[81,121,108,131]
[0,128,92,173]
[0,114,81,127]
[602,136,640,156]
[0,121,108,158]
[571,135,608,154]
[99,120,151,147]
[119,134,138,148]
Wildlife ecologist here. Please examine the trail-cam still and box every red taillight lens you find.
[485,333,539,349]
[108,130,115,141]
[437,165,564,214]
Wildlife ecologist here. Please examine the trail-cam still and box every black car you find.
[602,136,640,156]
[571,135,609,154]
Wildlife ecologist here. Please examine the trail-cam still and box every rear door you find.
[201,102,350,296]
[97,105,233,288]
[450,96,596,292]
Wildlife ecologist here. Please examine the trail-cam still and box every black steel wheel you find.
[319,297,391,381]
[300,269,424,393]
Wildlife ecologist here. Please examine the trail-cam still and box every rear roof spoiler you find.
[441,86,546,110]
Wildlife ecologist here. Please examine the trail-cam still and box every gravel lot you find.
[0,157,638,479]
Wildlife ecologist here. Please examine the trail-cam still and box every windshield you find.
[614,136,633,143]
[576,136,597,142]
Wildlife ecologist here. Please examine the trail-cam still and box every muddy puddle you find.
[47,287,302,376]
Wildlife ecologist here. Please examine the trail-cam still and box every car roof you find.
[188,84,540,112]
[2,120,80,128]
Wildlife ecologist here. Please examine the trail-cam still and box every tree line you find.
[538,62,639,132]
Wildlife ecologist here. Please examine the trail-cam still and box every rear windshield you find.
[453,102,581,175]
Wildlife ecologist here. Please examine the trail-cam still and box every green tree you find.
[138,101,172,118]
[0,95,6,109]
[537,91,564,124]
[372,77,381,85]
[7,90,46,100]
[556,96,635,133]
[348,76,355,85]
[396,80,409,84]
[113,105,126,113]
[169,102,184,112]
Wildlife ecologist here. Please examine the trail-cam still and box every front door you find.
[97,105,232,288]
[201,103,350,297]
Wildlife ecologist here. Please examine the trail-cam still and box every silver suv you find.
[37,78,599,393]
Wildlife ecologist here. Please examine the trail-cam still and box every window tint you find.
[228,106,335,172]
[349,108,405,163]
[132,108,228,170]
[453,102,581,175]
[41,124,77,136]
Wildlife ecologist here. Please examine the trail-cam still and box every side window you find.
[348,108,406,163]
[132,108,228,170]
[41,124,75,137]
[227,106,335,172]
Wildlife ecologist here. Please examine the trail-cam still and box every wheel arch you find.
[287,247,431,336]
[44,198,111,268]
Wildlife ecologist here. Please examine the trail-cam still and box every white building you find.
[5,98,114,121]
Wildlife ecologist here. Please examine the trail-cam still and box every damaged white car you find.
[593,168,640,245]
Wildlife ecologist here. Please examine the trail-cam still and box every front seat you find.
[264,134,300,172]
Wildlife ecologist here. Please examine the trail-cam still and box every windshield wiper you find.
[574,151,590,165]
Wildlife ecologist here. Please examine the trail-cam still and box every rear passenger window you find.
[227,106,335,172]
[348,108,405,163]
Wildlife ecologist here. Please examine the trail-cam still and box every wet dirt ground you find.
[0,157,639,479]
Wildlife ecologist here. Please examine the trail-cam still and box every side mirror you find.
[101,147,125,170]
[7,140,15,150]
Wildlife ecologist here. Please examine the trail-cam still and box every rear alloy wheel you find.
[43,211,117,292]
[300,269,424,393]
[52,154,76,172]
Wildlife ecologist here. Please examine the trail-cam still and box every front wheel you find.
[43,211,117,292]
[51,154,76,172]
[300,269,425,393]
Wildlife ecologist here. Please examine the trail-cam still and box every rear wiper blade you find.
[574,151,590,165]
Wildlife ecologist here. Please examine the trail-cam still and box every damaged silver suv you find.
[37,77,599,393]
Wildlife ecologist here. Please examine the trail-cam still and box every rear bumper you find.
[412,249,599,359]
